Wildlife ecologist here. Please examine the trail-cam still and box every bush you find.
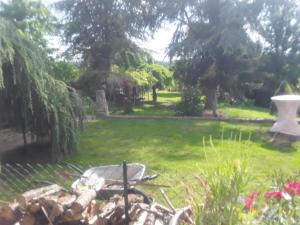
[81,95,96,116]
[187,165,300,225]
[176,88,204,116]
[193,161,249,225]
[123,97,134,114]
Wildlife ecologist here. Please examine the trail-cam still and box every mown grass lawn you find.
[110,91,179,116]
[70,118,300,206]
[110,90,277,119]
[219,103,275,119]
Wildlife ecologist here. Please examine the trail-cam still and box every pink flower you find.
[284,183,300,195]
[245,192,259,209]
[265,191,282,200]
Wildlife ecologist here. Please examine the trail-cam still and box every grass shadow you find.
[72,119,283,168]
[254,131,299,153]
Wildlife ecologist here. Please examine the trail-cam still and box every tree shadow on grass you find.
[75,120,281,166]
[254,131,299,153]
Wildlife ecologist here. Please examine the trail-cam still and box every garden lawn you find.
[110,91,180,116]
[70,118,300,206]
[219,103,275,119]
[154,90,181,103]
[110,90,277,119]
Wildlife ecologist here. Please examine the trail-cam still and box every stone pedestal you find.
[96,90,109,117]
[270,95,300,136]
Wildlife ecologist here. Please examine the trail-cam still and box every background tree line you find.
[167,0,300,115]
[55,0,300,116]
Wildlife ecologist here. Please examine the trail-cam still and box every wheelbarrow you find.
[71,163,156,204]
[69,163,193,225]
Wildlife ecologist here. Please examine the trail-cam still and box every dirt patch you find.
[0,129,31,153]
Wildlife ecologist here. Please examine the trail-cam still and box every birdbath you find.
[270,95,300,136]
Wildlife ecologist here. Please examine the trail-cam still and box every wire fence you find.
[0,163,91,202]
[0,162,188,208]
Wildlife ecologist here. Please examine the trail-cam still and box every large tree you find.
[164,0,256,115]
[253,0,300,72]
[0,0,56,47]
[249,0,300,106]
[0,1,82,160]
[56,0,160,116]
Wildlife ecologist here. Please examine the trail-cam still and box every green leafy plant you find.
[185,159,299,225]
[193,160,249,225]
[244,171,300,224]
[175,88,204,116]
[0,18,83,159]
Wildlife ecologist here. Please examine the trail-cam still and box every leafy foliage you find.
[248,0,300,106]
[56,0,161,90]
[0,18,82,159]
[141,64,174,89]
[0,0,57,47]
[52,60,81,84]
[194,161,249,225]
[175,88,203,116]
[126,69,156,88]
[274,80,294,96]
[167,0,257,113]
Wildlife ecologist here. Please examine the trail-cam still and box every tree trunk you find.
[152,85,157,102]
[96,90,109,117]
[21,117,27,147]
[204,88,218,117]
[93,46,112,117]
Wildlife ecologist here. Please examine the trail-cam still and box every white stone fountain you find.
[270,95,300,136]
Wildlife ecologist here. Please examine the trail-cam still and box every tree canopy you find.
[156,0,300,110]
[165,0,257,114]
[0,0,57,47]
[56,0,165,115]
[0,1,82,159]
[246,0,300,106]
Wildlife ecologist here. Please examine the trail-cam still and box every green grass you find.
[110,103,176,116]
[155,90,181,103]
[133,103,175,116]
[71,118,300,206]
[219,103,275,119]
[110,90,277,119]
[110,91,180,116]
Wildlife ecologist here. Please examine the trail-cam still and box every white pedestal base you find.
[270,95,300,137]
[270,120,300,136]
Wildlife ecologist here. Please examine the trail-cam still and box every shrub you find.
[245,171,300,224]
[176,88,204,116]
[123,96,134,114]
[187,165,299,225]
[193,161,249,225]
[81,95,96,116]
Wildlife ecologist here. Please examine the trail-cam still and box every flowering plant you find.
[189,164,299,224]
[243,182,300,224]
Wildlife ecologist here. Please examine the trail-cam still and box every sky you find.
[43,0,174,61]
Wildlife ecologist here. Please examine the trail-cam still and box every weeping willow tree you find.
[0,18,83,160]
